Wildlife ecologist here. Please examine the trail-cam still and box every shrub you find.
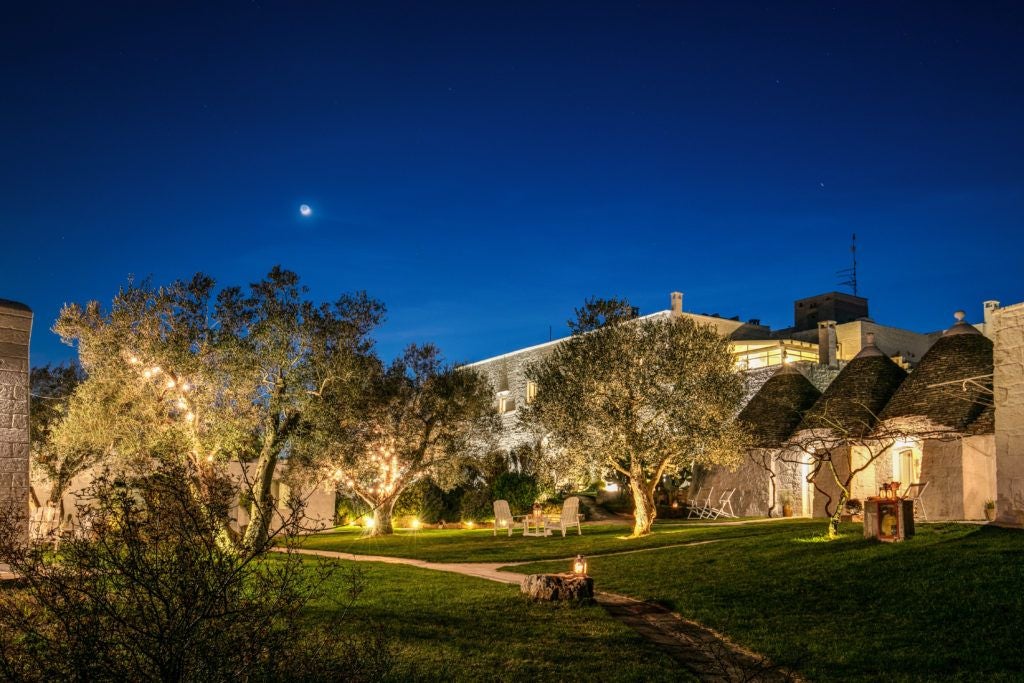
[393,480,448,524]
[491,471,539,515]
[0,461,391,682]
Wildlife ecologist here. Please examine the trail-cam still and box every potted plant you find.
[781,492,794,518]
[841,498,863,523]
[984,500,996,522]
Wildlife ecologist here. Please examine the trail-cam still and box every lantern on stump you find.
[572,554,588,576]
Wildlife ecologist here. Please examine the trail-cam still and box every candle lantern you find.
[572,554,588,576]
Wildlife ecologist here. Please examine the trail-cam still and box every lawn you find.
[298,518,795,563]
[297,556,686,682]
[511,522,1024,682]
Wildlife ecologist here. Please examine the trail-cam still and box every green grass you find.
[298,557,687,682]
[511,521,1024,682]
[299,518,794,563]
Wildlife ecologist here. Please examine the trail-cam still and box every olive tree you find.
[314,344,497,535]
[520,298,745,536]
[51,267,383,549]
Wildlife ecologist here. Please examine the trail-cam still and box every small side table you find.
[523,513,551,537]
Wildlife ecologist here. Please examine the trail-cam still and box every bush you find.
[458,485,492,522]
[336,494,371,525]
[0,461,391,682]
[491,471,539,515]
[393,480,449,524]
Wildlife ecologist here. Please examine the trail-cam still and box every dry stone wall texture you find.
[0,300,32,539]
[993,302,1024,524]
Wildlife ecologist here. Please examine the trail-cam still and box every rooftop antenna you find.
[836,232,859,296]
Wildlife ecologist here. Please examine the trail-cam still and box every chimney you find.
[984,300,1000,328]
[670,292,683,316]
[817,320,837,367]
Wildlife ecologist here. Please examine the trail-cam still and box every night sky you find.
[3,2,1022,366]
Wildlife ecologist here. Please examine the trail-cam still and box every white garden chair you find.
[492,499,524,537]
[902,482,929,521]
[546,496,583,537]
[686,487,706,519]
[689,487,715,519]
[707,488,737,520]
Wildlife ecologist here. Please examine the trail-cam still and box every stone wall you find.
[919,438,965,520]
[992,301,1024,524]
[0,300,32,540]
[466,340,559,452]
[700,454,770,517]
[962,434,996,521]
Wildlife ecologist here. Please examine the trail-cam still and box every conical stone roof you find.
[879,311,993,433]
[737,364,822,448]
[797,335,908,437]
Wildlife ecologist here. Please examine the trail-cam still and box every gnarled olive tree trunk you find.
[629,462,657,537]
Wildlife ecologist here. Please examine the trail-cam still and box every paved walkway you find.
[282,539,800,682]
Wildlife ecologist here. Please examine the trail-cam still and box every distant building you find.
[467,289,941,452]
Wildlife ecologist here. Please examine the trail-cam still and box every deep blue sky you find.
[3,2,1022,366]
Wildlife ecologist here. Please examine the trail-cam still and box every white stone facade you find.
[992,302,1024,524]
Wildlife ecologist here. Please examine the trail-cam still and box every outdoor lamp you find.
[572,554,588,576]
[411,518,421,530]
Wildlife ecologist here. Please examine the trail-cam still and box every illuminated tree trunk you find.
[828,489,847,539]
[243,424,279,550]
[629,466,657,537]
[369,494,400,536]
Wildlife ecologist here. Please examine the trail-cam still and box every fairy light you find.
[165,378,176,389]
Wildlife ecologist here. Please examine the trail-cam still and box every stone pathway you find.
[282,539,800,682]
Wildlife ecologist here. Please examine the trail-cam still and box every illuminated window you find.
[497,393,515,414]
[526,381,538,404]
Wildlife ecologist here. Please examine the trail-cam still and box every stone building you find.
[700,363,822,517]
[468,290,938,455]
[0,300,32,541]
[710,313,1001,522]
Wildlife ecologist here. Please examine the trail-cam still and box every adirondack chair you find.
[492,499,523,536]
[902,482,929,521]
[546,496,583,537]
[686,487,706,519]
[688,487,715,519]
[707,488,737,520]
[698,487,717,519]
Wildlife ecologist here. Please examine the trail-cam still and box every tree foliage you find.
[0,461,391,682]
[315,344,497,534]
[521,299,745,536]
[50,267,383,549]
[28,364,85,508]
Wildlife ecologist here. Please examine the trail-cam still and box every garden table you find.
[522,512,551,537]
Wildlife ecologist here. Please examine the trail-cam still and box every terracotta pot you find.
[782,504,794,518]
[984,508,996,522]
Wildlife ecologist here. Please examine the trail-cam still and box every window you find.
[893,448,922,486]
[497,393,515,414]
[526,381,538,404]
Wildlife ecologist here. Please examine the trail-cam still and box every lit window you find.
[497,393,515,414]
[526,381,538,404]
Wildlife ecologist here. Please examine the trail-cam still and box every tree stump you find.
[521,573,594,602]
